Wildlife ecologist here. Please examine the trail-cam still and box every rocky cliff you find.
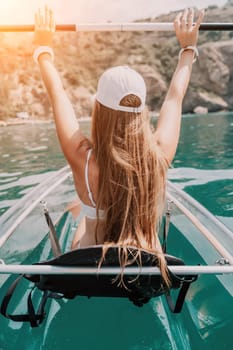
[1,3,233,121]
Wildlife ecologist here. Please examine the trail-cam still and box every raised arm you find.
[33,7,86,165]
[155,8,205,163]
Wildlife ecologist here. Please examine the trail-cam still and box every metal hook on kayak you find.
[162,199,173,253]
[40,200,48,213]
[215,258,230,265]
[40,201,62,257]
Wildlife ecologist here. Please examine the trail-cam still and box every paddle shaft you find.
[0,23,233,32]
[0,264,232,275]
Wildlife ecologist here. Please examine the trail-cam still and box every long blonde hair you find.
[91,94,170,285]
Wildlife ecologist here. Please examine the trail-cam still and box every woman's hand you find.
[174,8,205,48]
[34,6,55,47]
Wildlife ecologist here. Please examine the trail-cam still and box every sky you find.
[0,0,228,24]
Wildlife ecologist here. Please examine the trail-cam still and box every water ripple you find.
[169,168,233,187]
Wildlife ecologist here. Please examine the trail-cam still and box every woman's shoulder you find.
[71,140,98,184]
[72,142,99,208]
[69,138,92,168]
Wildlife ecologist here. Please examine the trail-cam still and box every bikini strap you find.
[85,149,96,207]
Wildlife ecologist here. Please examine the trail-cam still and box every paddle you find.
[0,23,232,32]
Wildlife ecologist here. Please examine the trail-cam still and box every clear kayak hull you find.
[0,167,232,350]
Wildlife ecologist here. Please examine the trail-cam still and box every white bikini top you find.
[80,149,105,220]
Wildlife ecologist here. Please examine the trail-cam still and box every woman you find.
[33,7,204,284]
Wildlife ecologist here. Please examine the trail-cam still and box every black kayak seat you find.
[0,245,198,327]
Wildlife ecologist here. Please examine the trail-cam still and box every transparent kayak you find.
[0,166,232,350]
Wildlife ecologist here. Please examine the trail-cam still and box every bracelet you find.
[178,46,199,63]
[33,46,54,64]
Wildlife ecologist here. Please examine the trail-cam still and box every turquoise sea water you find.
[171,112,233,229]
[1,113,233,226]
[0,112,233,349]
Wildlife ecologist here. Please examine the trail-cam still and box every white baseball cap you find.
[96,66,146,113]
